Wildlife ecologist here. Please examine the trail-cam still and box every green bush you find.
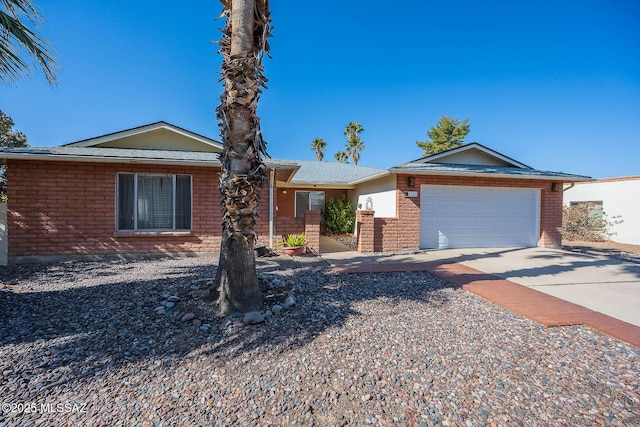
[323,196,355,234]
[562,205,622,241]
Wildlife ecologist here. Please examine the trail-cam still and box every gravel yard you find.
[0,255,638,426]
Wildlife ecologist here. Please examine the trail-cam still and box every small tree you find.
[0,110,29,199]
[562,204,622,241]
[417,115,470,156]
[323,196,355,235]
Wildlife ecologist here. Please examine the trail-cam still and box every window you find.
[295,191,325,218]
[117,173,192,231]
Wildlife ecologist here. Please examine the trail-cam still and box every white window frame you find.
[116,173,193,231]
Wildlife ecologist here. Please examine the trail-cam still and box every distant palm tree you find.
[310,137,327,161]
[344,121,365,165]
[335,151,349,163]
[344,121,364,141]
[347,137,365,165]
[0,0,57,85]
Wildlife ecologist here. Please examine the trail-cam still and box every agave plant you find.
[276,233,306,248]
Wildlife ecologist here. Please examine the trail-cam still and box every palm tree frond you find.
[1,0,43,24]
[0,5,56,85]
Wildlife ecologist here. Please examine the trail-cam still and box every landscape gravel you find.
[0,254,638,426]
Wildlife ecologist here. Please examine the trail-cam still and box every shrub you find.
[562,205,622,241]
[323,196,355,235]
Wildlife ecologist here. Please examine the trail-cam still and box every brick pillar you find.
[356,210,374,253]
[540,184,563,248]
[304,210,321,254]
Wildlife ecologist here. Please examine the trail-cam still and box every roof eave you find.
[286,170,391,188]
[0,152,223,167]
[389,167,592,182]
[278,182,357,189]
[349,170,392,185]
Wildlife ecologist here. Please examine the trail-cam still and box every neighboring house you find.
[0,123,590,264]
[563,176,640,245]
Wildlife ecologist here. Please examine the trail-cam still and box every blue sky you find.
[1,0,639,178]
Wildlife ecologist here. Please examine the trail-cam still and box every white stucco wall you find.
[350,174,397,218]
[564,178,640,245]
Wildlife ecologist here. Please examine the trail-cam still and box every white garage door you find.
[420,185,540,249]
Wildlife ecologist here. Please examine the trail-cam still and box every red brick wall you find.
[304,210,321,254]
[373,217,400,253]
[396,174,564,249]
[539,184,563,246]
[275,217,305,240]
[6,160,272,258]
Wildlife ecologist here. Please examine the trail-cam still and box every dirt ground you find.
[562,240,640,263]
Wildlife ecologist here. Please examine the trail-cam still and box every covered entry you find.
[420,185,540,249]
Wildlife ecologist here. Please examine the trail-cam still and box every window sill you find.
[114,231,193,238]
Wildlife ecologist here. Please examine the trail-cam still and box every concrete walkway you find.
[320,240,640,348]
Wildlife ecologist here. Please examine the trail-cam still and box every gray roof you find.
[0,146,591,183]
[0,146,299,170]
[390,162,591,182]
[288,160,388,185]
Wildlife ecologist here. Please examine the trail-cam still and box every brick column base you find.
[304,210,321,254]
[356,210,374,253]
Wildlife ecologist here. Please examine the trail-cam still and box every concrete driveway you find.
[419,247,640,327]
[321,239,640,327]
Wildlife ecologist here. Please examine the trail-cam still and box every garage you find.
[420,185,540,249]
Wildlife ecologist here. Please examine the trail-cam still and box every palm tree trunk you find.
[214,0,272,315]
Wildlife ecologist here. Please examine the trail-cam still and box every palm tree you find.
[347,137,365,165]
[344,121,364,141]
[0,0,57,85]
[334,150,348,163]
[214,0,272,315]
[344,121,365,165]
[310,138,327,161]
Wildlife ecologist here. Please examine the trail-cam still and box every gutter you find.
[349,170,392,185]
[388,167,592,182]
[0,151,298,171]
[280,170,392,189]
[0,151,223,167]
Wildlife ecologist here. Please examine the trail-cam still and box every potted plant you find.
[277,233,306,256]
